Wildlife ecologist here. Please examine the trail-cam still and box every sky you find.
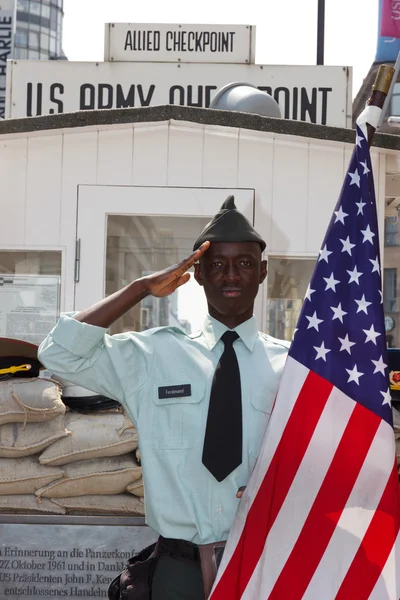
[62,0,380,98]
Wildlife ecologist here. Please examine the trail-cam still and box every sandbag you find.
[126,477,144,498]
[36,455,142,498]
[0,415,70,458]
[39,412,138,466]
[0,378,65,426]
[0,495,65,514]
[51,494,145,516]
[0,457,64,495]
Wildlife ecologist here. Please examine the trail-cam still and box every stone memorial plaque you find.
[0,517,158,598]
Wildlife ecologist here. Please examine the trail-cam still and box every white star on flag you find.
[360,161,370,175]
[355,133,364,147]
[346,364,364,385]
[331,303,347,323]
[363,325,381,345]
[334,206,348,224]
[338,334,356,354]
[313,342,331,361]
[306,311,324,331]
[347,266,363,285]
[323,273,340,292]
[356,199,366,215]
[318,245,332,263]
[369,257,380,274]
[381,388,392,407]
[355,294,372,314]
[361,225,375,244]
[371,355,387,376]
[340,236,356,256]
[348,169,360,187]
[305,285,315,302]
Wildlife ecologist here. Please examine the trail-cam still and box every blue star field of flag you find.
[289,126,392,425]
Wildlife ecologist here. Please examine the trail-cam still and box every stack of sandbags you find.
[0,377,145,516]
[35,411,145,516]
[0,377,68,514]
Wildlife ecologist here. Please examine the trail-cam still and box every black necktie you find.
[202,331,242,482]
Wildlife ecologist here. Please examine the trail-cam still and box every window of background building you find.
[41,3,50,18]
[49,35,56,54]
[40,31,49,51]
[28,49,40,59]
[266,258,315,341]
[15,27,28,47]
[29,30,39,49]
[17,0,29,10]
[14,47,28,58]
[29,1,41,16]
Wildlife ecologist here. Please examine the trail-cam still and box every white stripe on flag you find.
[241,385,356,600]
[302,420,396,600]
[368,530,400,600]
[213,357,309,585]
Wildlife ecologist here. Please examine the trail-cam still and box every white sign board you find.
[0,275,60,345]
[6,61,352,127]
[104,23,255,64]
[0,0,15,119]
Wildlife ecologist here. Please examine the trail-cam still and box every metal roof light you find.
[209,82,281,118]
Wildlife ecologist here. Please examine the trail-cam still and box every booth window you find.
[106,215,209,336]
[266,257,315,341]
[383,203,400,348]
[383,269,397,313]
[0,251,62,345]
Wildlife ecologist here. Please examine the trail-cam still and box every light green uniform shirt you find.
[38,313,289,544]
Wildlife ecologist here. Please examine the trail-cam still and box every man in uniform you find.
[38,197,289,599]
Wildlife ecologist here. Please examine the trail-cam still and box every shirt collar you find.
[202,314,258,352]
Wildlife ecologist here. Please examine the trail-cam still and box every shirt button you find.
[217,505,223,513]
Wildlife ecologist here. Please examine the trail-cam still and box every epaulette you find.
[259,332,291,350]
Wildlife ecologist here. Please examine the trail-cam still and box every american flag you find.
[210,126,400,600]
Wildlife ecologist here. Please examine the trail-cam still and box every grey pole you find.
[317,0,325,65]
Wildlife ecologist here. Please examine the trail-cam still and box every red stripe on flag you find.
[335,461,400,600]
[268,402,381,600]
[211,370,333,599]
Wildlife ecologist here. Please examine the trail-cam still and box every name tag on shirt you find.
[158,384,192,399]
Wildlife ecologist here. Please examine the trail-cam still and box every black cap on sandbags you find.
[0,338,42,380]
[193,196,266,252]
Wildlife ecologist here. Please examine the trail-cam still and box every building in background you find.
[14,0,66,60]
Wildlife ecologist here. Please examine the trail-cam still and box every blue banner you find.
[376,0,400,62]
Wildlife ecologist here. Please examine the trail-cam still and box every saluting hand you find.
[144,241,210,298]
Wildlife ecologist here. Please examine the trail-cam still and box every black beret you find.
[0,337,42,380]
[193,195,266,252]
[388,348,400,400]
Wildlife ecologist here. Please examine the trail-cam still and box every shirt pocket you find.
[248,390,275,461]
[151,380,206,450]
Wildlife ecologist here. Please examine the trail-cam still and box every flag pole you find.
[361,64,395,144]
[376,51,400,131]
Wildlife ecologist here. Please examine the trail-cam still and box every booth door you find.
[75,186,256,335]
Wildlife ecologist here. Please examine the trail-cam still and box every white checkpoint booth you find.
[1,104,397,343]
[0,105,400,600]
